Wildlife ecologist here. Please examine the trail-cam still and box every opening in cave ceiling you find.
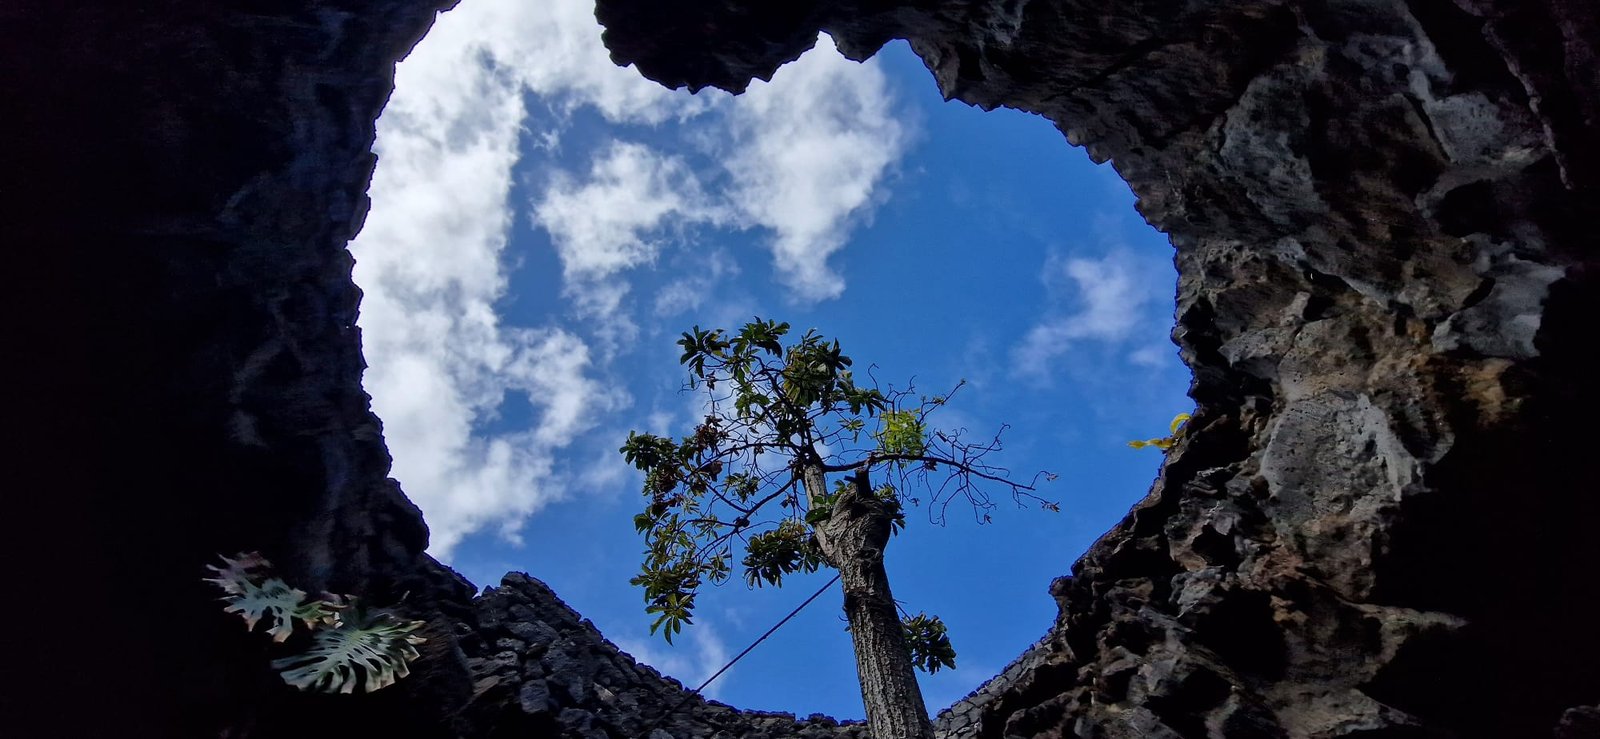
[349,0,1189,719]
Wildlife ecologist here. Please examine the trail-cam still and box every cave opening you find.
[11,0,1597,735]
[348,0,1190,721]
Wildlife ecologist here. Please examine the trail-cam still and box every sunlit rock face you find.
[14,0,1595,737]
[598,0,1600,736]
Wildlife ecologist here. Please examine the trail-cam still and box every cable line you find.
[641,573,841,736]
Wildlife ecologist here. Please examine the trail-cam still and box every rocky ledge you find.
[456,572,868,739]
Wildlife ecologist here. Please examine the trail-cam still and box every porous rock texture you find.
[599,0,1600,737]
[5,0,1595,737]
[457,572,868,739]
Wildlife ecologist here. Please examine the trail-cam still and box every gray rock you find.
[518,680,556,716]
[505,618,560,647]
[598,0,1600,737]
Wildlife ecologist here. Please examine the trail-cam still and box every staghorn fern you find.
[272,605,425,694]
[205,552,425,693]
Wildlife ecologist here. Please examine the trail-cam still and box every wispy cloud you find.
[653,249,740,318]
[717,34,908,301]
[1011,219,1173,380]
[614,621,734,699]
[533,141,726,331]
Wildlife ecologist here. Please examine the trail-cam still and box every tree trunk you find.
[803,463,934,739]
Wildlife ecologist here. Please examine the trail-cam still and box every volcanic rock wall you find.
[6,0,1595,737]
[6,1,468,735]
[598,0,1600,736]
[458,573,870,738]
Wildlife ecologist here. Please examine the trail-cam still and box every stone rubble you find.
[455,572,871,739]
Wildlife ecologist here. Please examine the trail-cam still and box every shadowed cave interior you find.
[7,0,1598,737]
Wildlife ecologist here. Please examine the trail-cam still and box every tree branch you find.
[819,453,1037,491]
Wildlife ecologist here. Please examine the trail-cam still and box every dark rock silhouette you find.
[6,0,1595,737]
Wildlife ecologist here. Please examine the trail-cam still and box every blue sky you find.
[350,0,1189,719]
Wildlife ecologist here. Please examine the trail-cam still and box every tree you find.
[621,319,1053,739]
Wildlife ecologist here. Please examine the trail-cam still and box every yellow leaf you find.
[1128,412,1193,452]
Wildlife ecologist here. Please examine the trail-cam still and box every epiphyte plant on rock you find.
[204,552,426,694]
[621,319,1054,739]
[1127,412,1192,451]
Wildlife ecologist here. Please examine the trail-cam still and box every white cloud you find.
[1012,245,1171,379]
[533,34,909,314]
[528,33,910,332]
[353,0,656,558]
[614,621,734,699]
[353,6,913,557]
[570,426,640,502]
[533,141,727,329]
[395,0,704,128]
[537,143,722,280]
[717,34,908,301]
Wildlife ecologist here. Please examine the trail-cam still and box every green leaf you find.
[272,606,426,694]
[220,578,321,642]
[742,520,823,587]
[205,552,423,694]
[874,409,928,459]
[206,553,336,642]
[902,613,957,674]
[627,320,1038,661]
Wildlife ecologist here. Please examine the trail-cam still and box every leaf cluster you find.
[621,320,894,640]
[273,601,426,694]
[741,519,823,588]
[900,612,957,674]
[205,552,426,694]
[621,319,1055,648]
[873,409,928,460]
